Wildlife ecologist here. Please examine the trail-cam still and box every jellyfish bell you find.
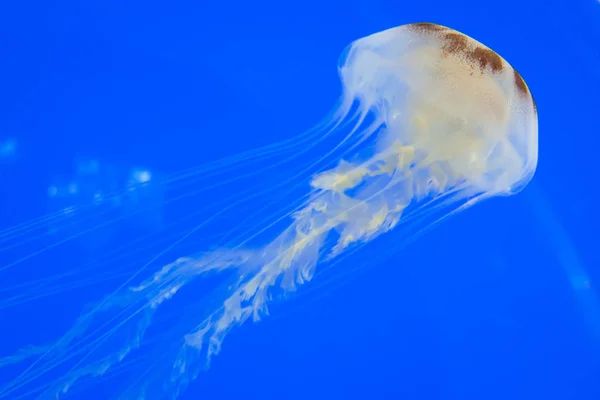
[0,23,538,400]
[338,22,538,200]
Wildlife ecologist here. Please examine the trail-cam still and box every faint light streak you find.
[528,184,600,345]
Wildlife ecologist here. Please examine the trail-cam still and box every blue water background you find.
[1,0,599,399]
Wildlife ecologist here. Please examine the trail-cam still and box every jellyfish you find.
[0,22,537,399]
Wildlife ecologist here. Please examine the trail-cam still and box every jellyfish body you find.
[0,23,537,399]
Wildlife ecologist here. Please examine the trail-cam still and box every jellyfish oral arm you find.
[0,22,538,400]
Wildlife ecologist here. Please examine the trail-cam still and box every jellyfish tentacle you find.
[180,148,421,364]
[0,22,538,400]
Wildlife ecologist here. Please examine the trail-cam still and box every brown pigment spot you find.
[408,23,505,74]
[407,22,446,35]
[441,33,504,74]
[513,68,536,113]
[470,47,503,73]
[442,33,468,55]
[513,69,528,95]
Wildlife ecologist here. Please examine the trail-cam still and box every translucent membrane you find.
[0,22,537,400]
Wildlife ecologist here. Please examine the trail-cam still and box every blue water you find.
[1,0,599,399]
